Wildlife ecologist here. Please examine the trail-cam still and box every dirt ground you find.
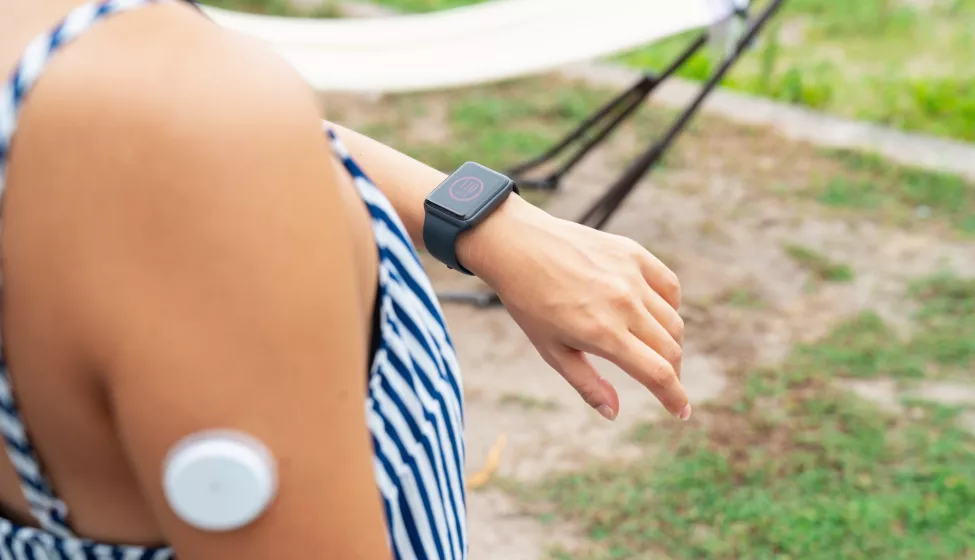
[323,81,975,559]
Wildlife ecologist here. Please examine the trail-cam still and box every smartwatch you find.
[423,162,519,275]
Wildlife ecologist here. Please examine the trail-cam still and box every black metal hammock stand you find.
[436,0,788,308]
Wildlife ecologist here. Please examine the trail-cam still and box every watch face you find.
[427,162,510,220]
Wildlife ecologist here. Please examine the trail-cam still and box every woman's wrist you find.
[326,122,543,281]
[455,194,543,286]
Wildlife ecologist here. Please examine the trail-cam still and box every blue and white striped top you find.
[0,1,468,558]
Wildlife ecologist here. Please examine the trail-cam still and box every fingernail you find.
[597,404,616,421]
[678,403,692,421]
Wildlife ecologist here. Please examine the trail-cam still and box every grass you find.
[907,272,975,374]
[498,393,560,411]
[359,0,472,11]
[814,149,975,234]
[348,85,607,172]
[511,271,975,560]
[201,0,341,16]
[365,0,975,142]
[350,0,476,10]
[622,0,975,142]
[431,87,606,171]
[783,243,855,283]
[721,286,766,309]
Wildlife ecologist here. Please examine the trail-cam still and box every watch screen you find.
[427,162,510,220]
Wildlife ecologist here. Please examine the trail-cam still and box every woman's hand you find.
[325,125,689,420]
[459,196,690,422]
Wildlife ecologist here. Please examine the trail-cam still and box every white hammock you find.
[202,0,748,93]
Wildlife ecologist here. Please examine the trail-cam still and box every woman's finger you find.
[641,284,685,346]
[637,250,681,311]
[592,332,690,419]
[546,346,620,421]
[628,303,683,380]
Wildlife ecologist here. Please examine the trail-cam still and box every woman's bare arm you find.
[330,123,691,421]
[43,22,391,559]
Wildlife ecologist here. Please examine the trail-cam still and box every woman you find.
[0,0,689,557]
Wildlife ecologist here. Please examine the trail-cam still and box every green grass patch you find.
[784,273,975,384]
[497,393,560,411]
[814,149,975,234]
[783,243,855,283]
[200,0,340,16]
[780,312,929,383]
[907,272,975,372]
[621,0,975,141]
[440,86,611,170]
[353,0,480,11]
[349,84,608,173]
[722,286,766,309]
[514,271,975,559]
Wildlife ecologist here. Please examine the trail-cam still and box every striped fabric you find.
[0,1,468,558]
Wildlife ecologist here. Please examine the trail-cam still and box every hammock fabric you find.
[203,0,752,94]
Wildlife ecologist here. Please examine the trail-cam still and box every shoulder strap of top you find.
[0,0,166,536]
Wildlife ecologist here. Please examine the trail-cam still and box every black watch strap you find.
[423,211,472,275]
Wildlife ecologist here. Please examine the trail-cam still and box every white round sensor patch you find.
[163,430,277,532]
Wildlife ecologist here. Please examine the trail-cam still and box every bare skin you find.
[0,0,690,556]
[0,1,385,552]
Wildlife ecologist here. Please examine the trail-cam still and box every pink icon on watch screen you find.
[448,176,485,202]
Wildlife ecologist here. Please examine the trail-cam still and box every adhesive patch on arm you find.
[163,430,278,532]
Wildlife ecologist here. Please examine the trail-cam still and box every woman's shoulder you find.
[2,1,348,341]
[5,0,329,234]
[16,2,319,173]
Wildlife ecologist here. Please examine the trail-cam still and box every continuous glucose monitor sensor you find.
[163,430,277,532]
